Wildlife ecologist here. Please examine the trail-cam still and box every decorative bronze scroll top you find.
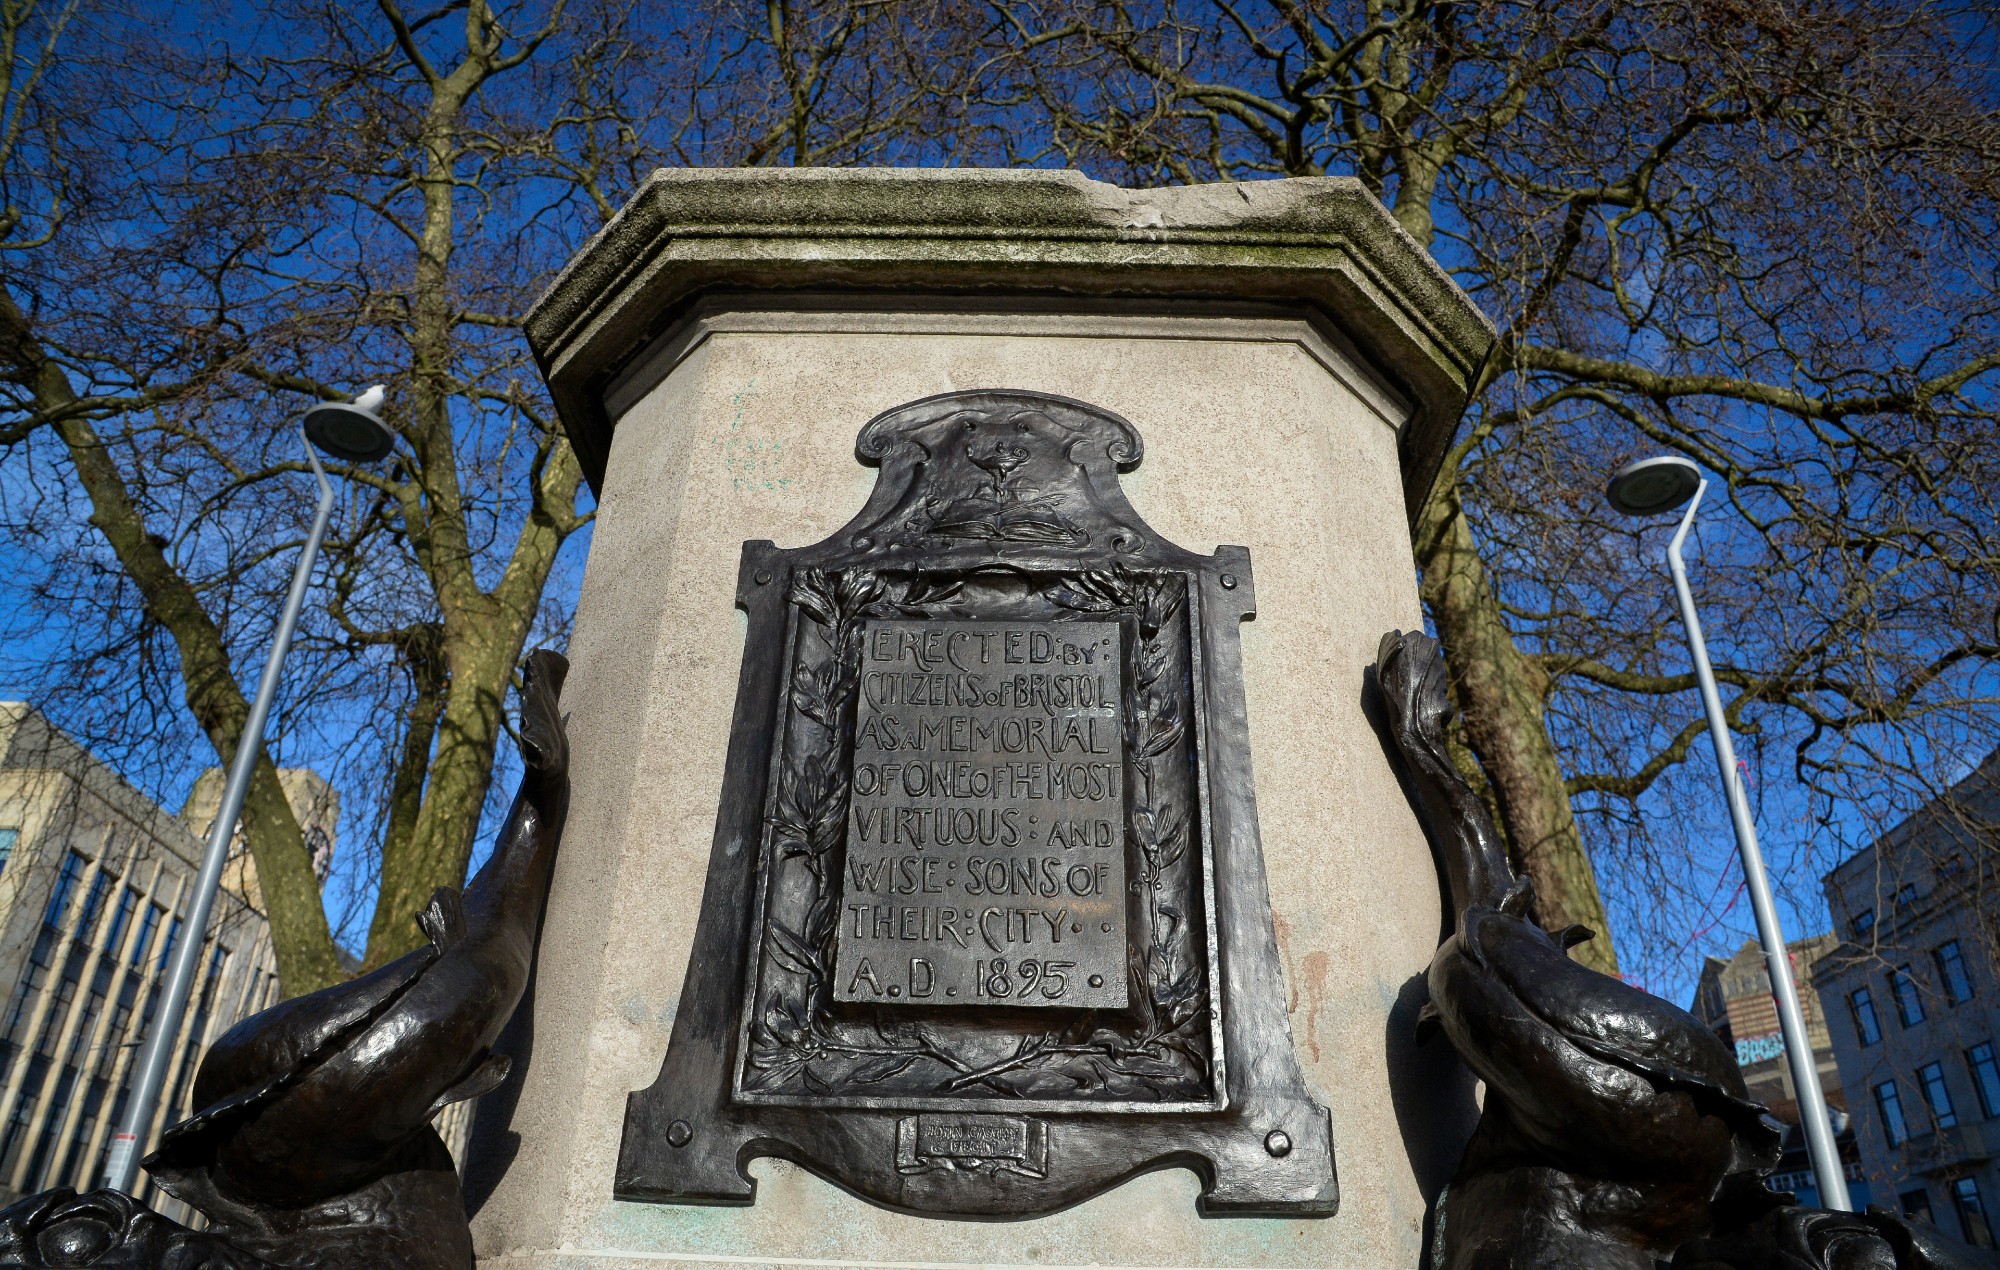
[848,391,1144,557]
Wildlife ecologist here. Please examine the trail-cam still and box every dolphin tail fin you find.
[426,1051,512,1119]
[1376,631,1517,916]
[1557,924,1597,950]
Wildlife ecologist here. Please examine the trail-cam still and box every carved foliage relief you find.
[738,561,1216,1106]
[619,389,1334,1219]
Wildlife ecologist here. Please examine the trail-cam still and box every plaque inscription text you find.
[835,619,1128,1010]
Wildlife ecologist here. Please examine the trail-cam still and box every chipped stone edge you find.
[523,168,1497,521]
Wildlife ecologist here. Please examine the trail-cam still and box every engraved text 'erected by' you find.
[835,619,1128,1009]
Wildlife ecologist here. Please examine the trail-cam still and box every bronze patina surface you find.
[1377,630,2000,1270]
[0,651,571,1270]
[616,388,1336,1219]
[835,616,1129,1013]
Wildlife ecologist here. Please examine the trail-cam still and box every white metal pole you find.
[104,438,335,1193]
[1666,480,1850,1210]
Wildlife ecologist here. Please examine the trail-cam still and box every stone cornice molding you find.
[526,167,1496,519]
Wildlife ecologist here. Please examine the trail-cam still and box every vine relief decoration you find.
[618,389,1334,1219]
[739,563,1213,1105]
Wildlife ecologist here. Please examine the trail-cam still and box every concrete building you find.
[1692,934,1871,1207]
[1694,934,1848,1123]
[0,704,327,1217]
[180,766,338,909]
[1817,749,2000,1248]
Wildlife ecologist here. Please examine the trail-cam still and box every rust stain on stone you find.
[1298,949,1332,1064]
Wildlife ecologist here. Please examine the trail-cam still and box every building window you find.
[102,887,139,958]
[1937,940,1976,1005]
[43,852,83,928]
[0,851,87,1049]
[1878,1080,1911,1146]
[129,904,162,968]
[1854,908,1877,937]
[0,1056,45,1171]
[1895,882,1920,907]
[1850,987,1883,1046]
[1893,965,1927,1027]
[74,872,112,943]
[1954,1177,1997,1248]
[1967,1044,2000,1118]
[0,827,16,874]
[158,916,182,972]
[1920,1062,1959,1128]
[168,944,229,1118]
[1905,1188,1935,1224]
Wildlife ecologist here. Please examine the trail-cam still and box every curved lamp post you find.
[1606,455,1850,1211]
[105,389,395,1193]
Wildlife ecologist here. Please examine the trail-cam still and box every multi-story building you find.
[1692,933,1871,1207]
[1694,934,1849,1122]
[1817,748,2000,1248]
[180,766,339,907]
[0,703,330,1217]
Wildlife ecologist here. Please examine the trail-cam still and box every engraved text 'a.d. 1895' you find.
[835,619,1128,1010]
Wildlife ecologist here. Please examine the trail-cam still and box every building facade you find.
[0,704,322,1217]
[1694,934,1849,1123]
[1817,749,2000,1248]
[1692,934,1871,1207]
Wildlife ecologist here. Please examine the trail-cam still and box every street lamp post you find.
[1606,455,1851,1212]
[105,391,394,1193]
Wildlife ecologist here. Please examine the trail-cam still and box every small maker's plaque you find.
[836,619,1127,1009]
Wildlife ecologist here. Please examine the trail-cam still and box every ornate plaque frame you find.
[617,389,1335,1218]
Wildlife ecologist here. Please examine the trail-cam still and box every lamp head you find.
[302,387,395,463]
[1606,455,1702,516]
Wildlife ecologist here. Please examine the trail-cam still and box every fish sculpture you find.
[0,649,570,1270]
[1376,630,1998,1270]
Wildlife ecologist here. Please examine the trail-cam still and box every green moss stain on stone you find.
[718,377,794,493]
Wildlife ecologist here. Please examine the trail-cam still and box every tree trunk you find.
[380,624,445,870]
[1,289,346,996]
[354,40,555,969]
[1380,141,1617,972]
[362,633,516,967]
[1414,466,1619,974]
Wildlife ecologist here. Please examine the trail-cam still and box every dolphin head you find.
[1428,881,1779,1189]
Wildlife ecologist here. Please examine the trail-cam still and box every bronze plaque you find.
[836,618,1127,1010]
[619,389,1336,1219]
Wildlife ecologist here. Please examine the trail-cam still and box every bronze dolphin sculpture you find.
[0,648,570,1269]
[1378,630,1998,1270]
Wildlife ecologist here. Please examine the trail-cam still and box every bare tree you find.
[0,0,1004,995]
[6,0,1992,998]
[985,0,2000,977]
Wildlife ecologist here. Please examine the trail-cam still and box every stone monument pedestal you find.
[470,168,1494,1268]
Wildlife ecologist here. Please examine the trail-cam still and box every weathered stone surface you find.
[470,316,1476,1267]
[522,168,1494,521]
[477,168,1492,1269]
